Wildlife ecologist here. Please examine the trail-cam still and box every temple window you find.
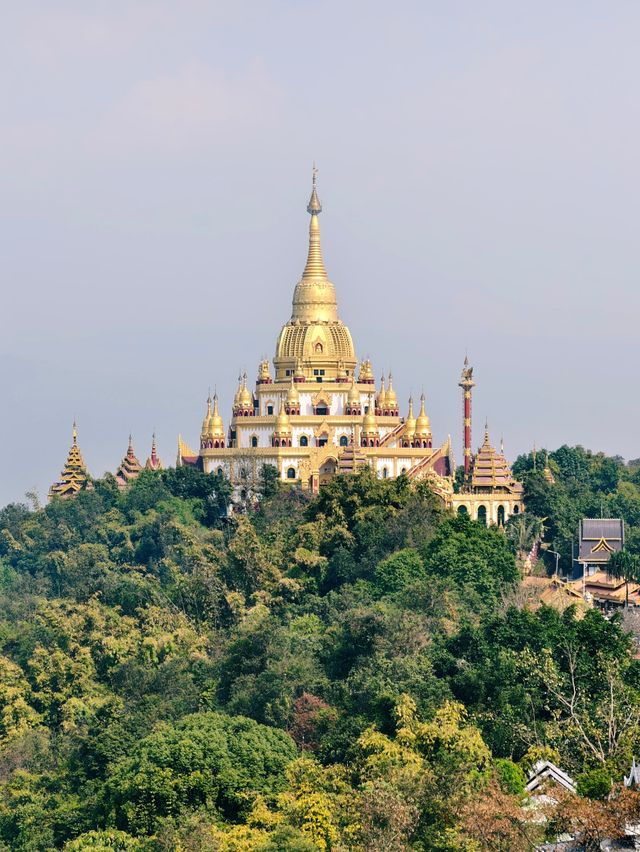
[316,406,328,416]
[287,467,296,479]
[267,405,274,415]
[317,436,328,447]
[339,435,348,447]
[300,435,309,447]
[251,436,258,448]
[497,505,505,526]
[382,467,388,478]
[458,505,468,515]
[477,505,487,526]
[513,505,520,514]
[315,343,323,353]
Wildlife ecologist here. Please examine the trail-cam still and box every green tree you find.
[106,712,297,834]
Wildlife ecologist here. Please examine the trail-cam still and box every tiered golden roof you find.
[470,427,523,494]
[49,423,89,500]
[115,436,143,488]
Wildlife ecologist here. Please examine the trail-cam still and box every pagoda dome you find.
[209,394,225,437]
[377,374,387,409]
[415,394,431,435]
[347,377,360,405]
[386,373,398,407]
[404,397,416,437]
[201,396,213,436]
[287,379,300,404]
[274,171,357,380]
[238,374,253,407]
[275,402,292,434]
[362,397,378,434]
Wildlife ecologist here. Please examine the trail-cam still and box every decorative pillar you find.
[458,357,475,479]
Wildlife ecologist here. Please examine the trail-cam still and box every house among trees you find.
[578,518,624,574]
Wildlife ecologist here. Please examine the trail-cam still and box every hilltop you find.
[1,450,640,850]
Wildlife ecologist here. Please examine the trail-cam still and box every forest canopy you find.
[0,452,639,850]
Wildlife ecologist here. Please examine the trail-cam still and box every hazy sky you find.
[2,1,639,506]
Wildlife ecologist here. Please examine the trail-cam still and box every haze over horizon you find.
[2,1,639,506]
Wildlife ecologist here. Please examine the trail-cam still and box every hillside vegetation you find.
[0,450,639,850]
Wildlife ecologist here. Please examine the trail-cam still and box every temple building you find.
[49,173,522,524]
[177,172,523,522]
[177,171,455,499]
[48,423,89,499]
[451,426,524,523]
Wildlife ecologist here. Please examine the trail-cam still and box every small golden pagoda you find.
[49,423,89,500]
[115,436,143,488]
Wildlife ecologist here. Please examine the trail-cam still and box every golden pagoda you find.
[115,436,143,488]
[49,423,89,500]
[177,170,521,521]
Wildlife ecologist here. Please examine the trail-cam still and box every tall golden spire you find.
[289,166,338,323]
[301,164,327,281]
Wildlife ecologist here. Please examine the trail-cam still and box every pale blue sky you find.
[2,1,639,505]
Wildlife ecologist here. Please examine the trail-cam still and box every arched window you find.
[513,505,520,514]
[251,436,258,448]
[287,467,296,479]
[477,505,487,526]
[339,435,348,447]
[216,467,223,476]
[401,467,407,474]
[382,467,388,479]
[299,435,309,447]
[315,342,323,353]
[497,505,505,526]
[457,505,468,516]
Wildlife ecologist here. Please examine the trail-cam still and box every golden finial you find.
[72,420,78,445]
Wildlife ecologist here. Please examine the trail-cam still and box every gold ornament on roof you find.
[386,372,397,406]
[377,373,387,408]
[359,358,374,383]
[415,393,431,436]
[210,393,225,437]
[404,396,416,437]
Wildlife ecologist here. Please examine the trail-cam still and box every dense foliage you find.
[0,456,638,850]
